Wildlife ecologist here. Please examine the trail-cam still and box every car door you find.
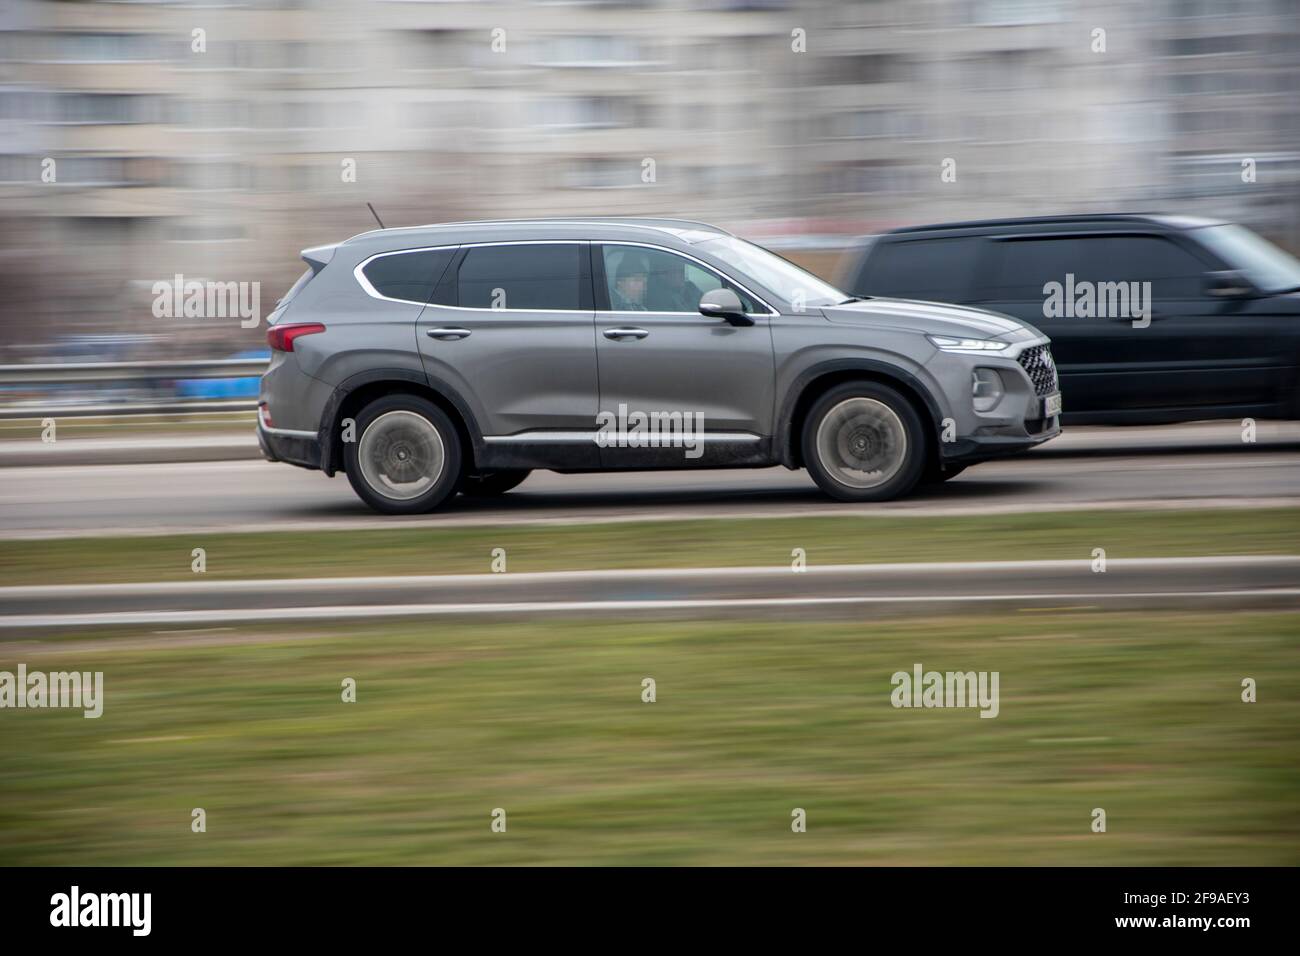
[415,241,599,438]
[1084,233,1286,414]
[592,242,776,466]
[976,232,1280,417]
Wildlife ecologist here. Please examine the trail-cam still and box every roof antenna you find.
[366,202,386,229]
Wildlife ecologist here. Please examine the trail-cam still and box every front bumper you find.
[930,338,1063,464]
[941,415,1061,464]
[257,423,323,471]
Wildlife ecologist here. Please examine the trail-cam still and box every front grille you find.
[1017,344,1058,397]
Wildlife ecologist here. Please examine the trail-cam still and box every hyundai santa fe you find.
[258,218,1061,514]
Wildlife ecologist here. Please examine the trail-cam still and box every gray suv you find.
[258,218,1060,514]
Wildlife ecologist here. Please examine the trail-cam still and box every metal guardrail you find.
[0,358,268,385]
[0,401,258,421]
[0,359,266,419]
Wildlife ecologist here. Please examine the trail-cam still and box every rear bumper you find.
[257,423,323,471]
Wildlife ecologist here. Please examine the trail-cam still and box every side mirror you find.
[1206,270,1254,299]
[699,288,753,326]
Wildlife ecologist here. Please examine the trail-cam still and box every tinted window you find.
[601,245,759,313]
[362,248,455,304]
[984,238,1096,300]
[985,236,1208,301]
[1089,237,1208,299]
[854,237,982,302]
[457,243,583,310]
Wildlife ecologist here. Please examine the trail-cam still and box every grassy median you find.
[1,507,1298,586]
[0,609,1295,865]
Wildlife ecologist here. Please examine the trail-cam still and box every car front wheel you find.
[344,395,462,515]
[802,382,926,502]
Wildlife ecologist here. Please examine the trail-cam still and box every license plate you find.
[1043,393,1062,418]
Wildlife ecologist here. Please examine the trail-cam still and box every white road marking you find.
[2,554,1296,599]
[5,589,1298,629]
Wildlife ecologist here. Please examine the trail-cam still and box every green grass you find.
[2,508,1298,586]
[1,610,1295,865]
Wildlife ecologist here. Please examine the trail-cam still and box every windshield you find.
[699,236,848,308]
[1195,223,1300,294]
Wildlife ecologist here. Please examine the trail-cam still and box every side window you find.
[984,238,1096,301]
[457,243,583,310]
[601,245,758,313]
[985,235,1208,302]
[1089,236,1208,300]
[853,237,981,302]
[361,248,456,304]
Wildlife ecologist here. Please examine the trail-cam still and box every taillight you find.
[267,322,325,352]
[258,402,274,429]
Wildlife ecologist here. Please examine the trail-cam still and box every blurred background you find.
[1,0,1298,377]
[2,1,1299,868]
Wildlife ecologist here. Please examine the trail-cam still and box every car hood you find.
[820,297,1042,343]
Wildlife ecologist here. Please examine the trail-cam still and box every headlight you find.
[972,368,1004,412]
[928,335,1010,353]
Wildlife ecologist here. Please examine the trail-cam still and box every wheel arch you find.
[777,360,944,470]
[318,368,483,476]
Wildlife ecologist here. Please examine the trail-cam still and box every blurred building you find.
[0,0,1297,356]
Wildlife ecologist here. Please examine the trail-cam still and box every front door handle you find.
[602,327,649,341]
[427,327,472,340]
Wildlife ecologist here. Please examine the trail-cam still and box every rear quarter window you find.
[853,237,982,303]
[361,248,456,304]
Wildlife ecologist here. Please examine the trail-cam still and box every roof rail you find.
[342,217,733,244]
[889,212,1168,234]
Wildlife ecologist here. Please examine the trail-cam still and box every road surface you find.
[0,423,1296,537]
[1,449,1297,538]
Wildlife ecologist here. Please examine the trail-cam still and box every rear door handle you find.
[427,327,472,340]
[602,327,649,341]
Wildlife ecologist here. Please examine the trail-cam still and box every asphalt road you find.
[1,424,1297,538]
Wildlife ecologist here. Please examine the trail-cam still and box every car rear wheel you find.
[460,469,531,497]
[344,395,462,515]
[802,382,926,502]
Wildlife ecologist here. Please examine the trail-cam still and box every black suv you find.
[841,214,1300,424]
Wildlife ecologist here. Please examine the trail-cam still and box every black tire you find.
[343,394,462,515]
[460,469,531,497]
[802,381,926,502]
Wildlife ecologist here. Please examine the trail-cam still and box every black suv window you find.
[984,235,1209,301]
[1088,236,1208,299]
[984,237,1096,300]
[854,237,982,302]
[362,248,456,304]
[457,243,584,311]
